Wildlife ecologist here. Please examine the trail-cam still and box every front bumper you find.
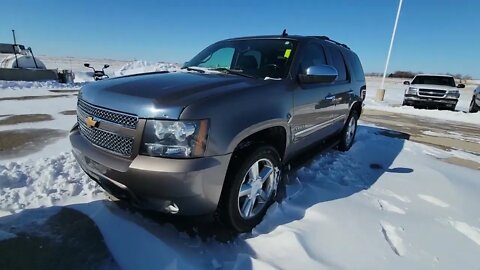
[70,126,231,215]
[403,95,458,107]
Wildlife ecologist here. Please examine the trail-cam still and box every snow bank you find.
[0,80,81,90]
[0,152,102,215]
[1,125,479,269]
[114,61,180,77]
[365,100,480,125]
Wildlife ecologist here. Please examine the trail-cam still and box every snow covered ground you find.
[0,60,479,269]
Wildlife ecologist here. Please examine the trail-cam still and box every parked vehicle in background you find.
[70,34,366,232]
[402,74,465,110]
[0,30,74,82]
[469,86,480,113]
[84,63,110,80]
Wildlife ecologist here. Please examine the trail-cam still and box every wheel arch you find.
[227,120,289,162]
[349,100,363,118]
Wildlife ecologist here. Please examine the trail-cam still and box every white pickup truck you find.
[402,74,465,110]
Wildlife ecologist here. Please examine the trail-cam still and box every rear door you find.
[323,44,352,123]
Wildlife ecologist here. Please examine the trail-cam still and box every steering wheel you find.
[262,64,279,70]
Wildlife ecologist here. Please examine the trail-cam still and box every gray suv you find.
[70,35,365,232]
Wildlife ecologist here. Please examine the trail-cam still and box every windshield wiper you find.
[210,67,256,78]
[181,66,205,73]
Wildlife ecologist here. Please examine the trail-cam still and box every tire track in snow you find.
[377,199,406,214]
[418,194,449,208]
[380,221,406,256]
[448,220,480,246]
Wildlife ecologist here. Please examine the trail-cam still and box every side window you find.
[350,53,365,81]
[325,46,348,81]
[198,47,235,68]
[300,43,327,72]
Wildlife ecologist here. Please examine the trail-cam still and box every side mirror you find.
[103,64,110,69]
[457,83,465,88]
[403,81,410,85]
[298,65,338,84]
[84,63,90,67]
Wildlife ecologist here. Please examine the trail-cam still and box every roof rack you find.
[312,36,350,50]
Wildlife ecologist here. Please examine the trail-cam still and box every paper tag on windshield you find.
[284,49,292,58]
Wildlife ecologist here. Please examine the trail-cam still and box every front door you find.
[290,42,339,148]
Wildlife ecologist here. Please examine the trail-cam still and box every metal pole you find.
[380,0,404,89]
[11,29,19,68]
[29,47,39,69]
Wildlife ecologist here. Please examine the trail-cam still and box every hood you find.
[80,71,266,119]
[410,84,458,91]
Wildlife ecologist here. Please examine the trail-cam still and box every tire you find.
[338,111,359,151]
[218,145,281,232]
[469,96,479,113]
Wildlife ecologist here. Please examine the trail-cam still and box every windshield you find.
[412,76,456,87]
[185,39,297,79]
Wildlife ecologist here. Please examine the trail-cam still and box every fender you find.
[227,119,290,154]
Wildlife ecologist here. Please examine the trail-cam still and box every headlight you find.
[140,119,208,158]
[406,87,418,95]
[446,90,460,98]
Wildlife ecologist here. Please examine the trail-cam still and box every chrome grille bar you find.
[78,99,138,129]
[78,119,134,157]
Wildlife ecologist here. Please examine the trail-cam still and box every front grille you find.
[78,120,134,157]
[418,89,446,98]
[78,99,138,129]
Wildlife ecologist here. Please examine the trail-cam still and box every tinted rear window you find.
[349,53,365,81]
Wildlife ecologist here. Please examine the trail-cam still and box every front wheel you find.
[218,145,281,232]
[469,96,479,113]
[338,111,359,151]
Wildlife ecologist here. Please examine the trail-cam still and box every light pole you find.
[376,0,404,101]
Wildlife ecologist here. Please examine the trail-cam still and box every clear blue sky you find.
[1,0,479,78]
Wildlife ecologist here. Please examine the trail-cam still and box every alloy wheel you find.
[345,116,357,146]
[237,158,278,219]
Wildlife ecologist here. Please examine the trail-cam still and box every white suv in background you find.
[402,74,465,110]
[469,86,479,113]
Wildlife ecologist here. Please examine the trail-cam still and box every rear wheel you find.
[338,111,358,151]
[218,145,281,232]
[469,96,479,113]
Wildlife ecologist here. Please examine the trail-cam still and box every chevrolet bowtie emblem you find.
[85,116,99,128]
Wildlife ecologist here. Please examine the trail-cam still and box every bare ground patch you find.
[362,109,480,155]
[59,110,77,115]
[48,90,79,94]
[362,109,480,170]
[441,157,480,170]
[0,129,67,159]
[0,114,53,126]
[0,94,71,101]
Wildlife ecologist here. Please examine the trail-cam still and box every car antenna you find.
[282,29,288,37]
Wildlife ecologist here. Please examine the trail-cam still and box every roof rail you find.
[312,36,350,50]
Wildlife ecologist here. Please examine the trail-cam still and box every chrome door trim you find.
[293,114,346,137]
